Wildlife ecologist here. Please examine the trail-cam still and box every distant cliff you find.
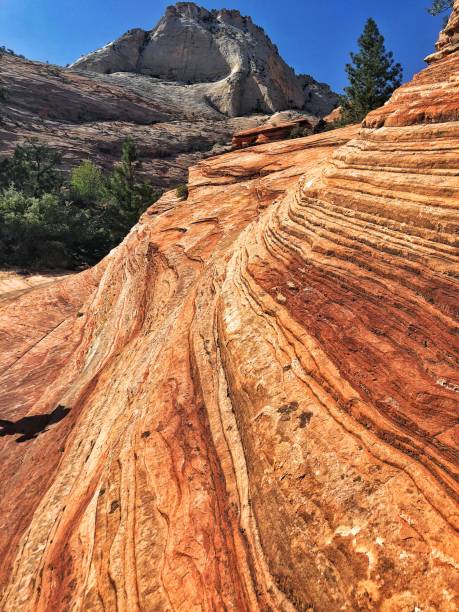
[0,3,337,191]
[70,2,338,117]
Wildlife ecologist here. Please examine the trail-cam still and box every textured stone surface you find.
[426,0,459,62]
[0,126,358,611]
[0,270,74,304]
[70,2,336,117]
[0,53,270,189]
[0,9,459,611]
[323,106,342,124]
[232,117,313,148]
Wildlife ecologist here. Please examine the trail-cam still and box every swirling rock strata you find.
[0,8,459,610]
[0,128,357,611]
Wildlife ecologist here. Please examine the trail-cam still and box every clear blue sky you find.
[0,0,446,93]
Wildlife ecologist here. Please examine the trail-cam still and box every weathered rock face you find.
[232,117,313,148]
[0,7,459,612]
[323,105,342,123]
[0,270,74,305]
[0,53,271,189]
[70,2,335,117]
[297,73,339,117]
[0,126,358,611]
[426,1,459,62]
[0,3,336,188]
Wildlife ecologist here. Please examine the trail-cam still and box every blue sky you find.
[0,0,446,93]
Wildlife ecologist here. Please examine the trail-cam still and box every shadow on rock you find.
[0,405,70,443]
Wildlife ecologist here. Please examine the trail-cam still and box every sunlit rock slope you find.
[0,5,458,610]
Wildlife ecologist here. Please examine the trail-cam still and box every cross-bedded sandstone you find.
[0,5,458,610]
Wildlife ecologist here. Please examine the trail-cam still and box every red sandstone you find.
[0,6,458,610]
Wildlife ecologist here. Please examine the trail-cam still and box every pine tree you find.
[0,139,62,197]
[107,137,160,240]
[428,0,454,25]
[340,18,403,124]
[428,0,453,17]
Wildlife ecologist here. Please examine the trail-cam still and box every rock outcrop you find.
[70,2,335,117]
[297,73,339,117]
[232,117,313,148]
[426,1,459,62]
[323,105,342,124]
[0,126,358,611]
[0,270,73,305]
[0,5,458,611]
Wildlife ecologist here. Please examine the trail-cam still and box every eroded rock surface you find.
[0,6,458,611]
[232,117,313,148]
[0,53,270,188]
[0,270,74,304]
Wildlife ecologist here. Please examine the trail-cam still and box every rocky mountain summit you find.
[70,2,338,117]
[0,3,458,610]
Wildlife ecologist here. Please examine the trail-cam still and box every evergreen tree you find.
[0,140,62,197]
[428,0,453,17]
[340,18,403,124]
[107,137,160,240]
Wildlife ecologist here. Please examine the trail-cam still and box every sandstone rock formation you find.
[323,106,342,124]
[0,125,358,611]
[232,117,313,148]
[0,270,73,305]
[70,2,336,118]
[0,5,458,611]
[0,53,270,189]
[426,1,459,62]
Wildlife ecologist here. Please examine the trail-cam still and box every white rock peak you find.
[70,2,337,117]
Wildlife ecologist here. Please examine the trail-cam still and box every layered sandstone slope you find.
[218,6,459,609]
[0,126,357,611]
[70,2,337,117]
[1,7,459,612]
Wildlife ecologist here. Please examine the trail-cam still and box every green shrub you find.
[313,118,349,134]
[0,188,84,267]
[0,138,162,269]
[0,46,26,59]
[175,184,188,200]
[288,124,313,139]
[70,160,106,204]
